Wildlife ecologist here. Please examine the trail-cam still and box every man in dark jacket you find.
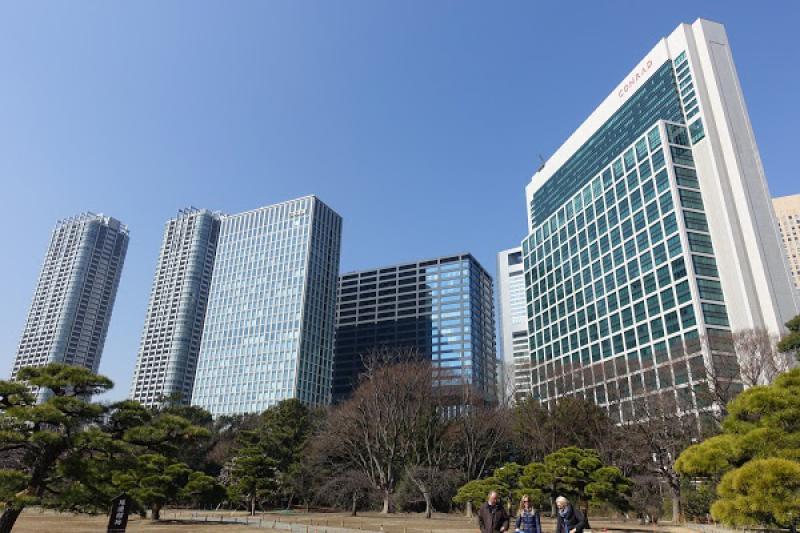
[478,491,510,533]
[554,497,586,533]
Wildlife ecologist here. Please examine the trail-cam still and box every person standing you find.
[555,497,586,533]
[478,491,510,533]
[514,494,542,533]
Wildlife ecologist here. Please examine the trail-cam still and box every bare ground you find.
[10,511,253,532]
[162,510,690,533]
[10,509,692,533]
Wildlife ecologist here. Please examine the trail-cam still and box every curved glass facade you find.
[130,209,221,406]
[12,213,129,392]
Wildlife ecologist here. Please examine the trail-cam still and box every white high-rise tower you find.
[130,208,221,406]
[496,247,531,402]
[12,213,129,384]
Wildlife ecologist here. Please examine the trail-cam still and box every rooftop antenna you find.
[536,154,546,173]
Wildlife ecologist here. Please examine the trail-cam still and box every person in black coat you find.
[554,497,586,533]
[478,491,510,533]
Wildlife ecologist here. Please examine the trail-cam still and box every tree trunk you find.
[251,494,257,517]
[670,482,682,524]
[465,500,473,519]
[381,489,391,514]
[0,507,23,533]
[408,473,433,520]
[423,490,432,519]
[351,491,358,517]
[151,504,162,521]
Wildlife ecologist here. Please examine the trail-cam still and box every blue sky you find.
[1,1,798,400]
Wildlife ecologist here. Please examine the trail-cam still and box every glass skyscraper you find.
[12,213,129,385]
[334,254,497,405]
[191,196,342,415]
[521,19,798,421]
[496,247,531,402]
[130,208,221,407]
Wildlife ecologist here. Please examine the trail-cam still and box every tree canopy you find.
[225,398,315,515]
[676,368,800,527]
[777,314,800,357]
[0,364,221,533]
[455,448,631,516]
[0,364,112,533]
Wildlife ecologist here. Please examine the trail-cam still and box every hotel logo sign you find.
[618,59,654,99]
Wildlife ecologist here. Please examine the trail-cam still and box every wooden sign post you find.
[107,493,131,533]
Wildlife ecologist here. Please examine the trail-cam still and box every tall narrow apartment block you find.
[773,194,800,291]
[497,247,531,402]
[12,213,129,384]
[130,208,221,406]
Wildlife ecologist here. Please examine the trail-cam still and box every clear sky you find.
[1,1,798,401]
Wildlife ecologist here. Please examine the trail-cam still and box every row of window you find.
[524,121,731,403]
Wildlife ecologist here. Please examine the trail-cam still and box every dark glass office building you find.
[333,253,497,404]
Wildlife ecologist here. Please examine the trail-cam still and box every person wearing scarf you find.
[555,496,586,533]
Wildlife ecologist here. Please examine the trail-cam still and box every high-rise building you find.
[191,196,342,416]
[333,253,497,405]
[12,213,129,384]
[130,208,221,407]
[521,19,798,421]
[496,247,531,402]
[773,194,800,290]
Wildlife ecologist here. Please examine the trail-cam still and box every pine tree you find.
[777,314,800,358]
[676,368,800,528]
[0,364,112,533]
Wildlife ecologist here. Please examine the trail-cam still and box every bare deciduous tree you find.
[499,358,523,407]
[629,474,664,525]
[314,469,373,516]
[511,362,621,468]
[697,329,794,424]
[317,348,433,514]
[734,328,793,386]
[698,335,742,424]
[451,384,510,517]
[400,374,452,518]
[624,392,699,525]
